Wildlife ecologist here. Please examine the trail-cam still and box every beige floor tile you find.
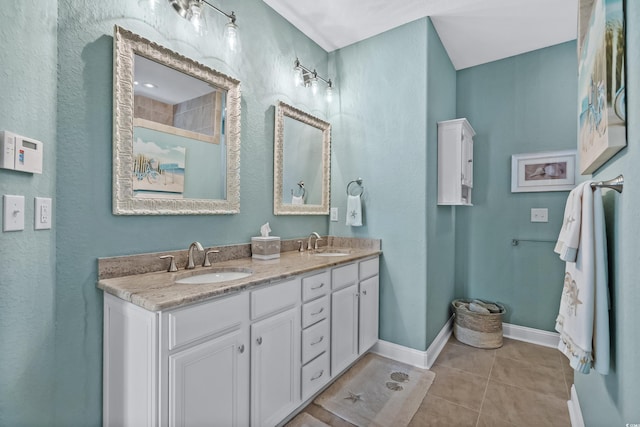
[434,341,496,378]
[477,413,520,427]
[302,404,355,427]
[481,380,571,427]
[428,364,488,411]
[560,357,575,398]
[496,338,564,370]
[491,356,569,400]
[408,395,478,427]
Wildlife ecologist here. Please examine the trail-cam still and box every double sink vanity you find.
[98,237,381,426]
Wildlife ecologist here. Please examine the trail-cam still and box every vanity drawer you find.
[301,319,330,364]
[359,257,379,280]
[167,292,248,351]
[301,352,330,400]
[302,295,329,328]
[302,270,330,302]
[332,262,358,291]
[250,278,300,320]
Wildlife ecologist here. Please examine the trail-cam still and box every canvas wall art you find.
[132,135,186,198]
[578,0,626,174]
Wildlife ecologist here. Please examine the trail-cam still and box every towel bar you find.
[590,174,623,193]
[347,178,364,196]
[512,238,555,246]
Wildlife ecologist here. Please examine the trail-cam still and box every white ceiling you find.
[262,0,578,70]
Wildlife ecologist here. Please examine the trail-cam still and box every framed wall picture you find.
[577,0,626,174]
[511,150,577,193]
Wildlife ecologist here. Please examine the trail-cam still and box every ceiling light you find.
[292,58,334,102]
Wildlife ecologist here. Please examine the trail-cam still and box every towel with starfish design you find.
[554,181,589,261]
[555,182,610,374]
[346,194,362,226]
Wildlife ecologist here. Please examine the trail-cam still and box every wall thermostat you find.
[0,130,43,174]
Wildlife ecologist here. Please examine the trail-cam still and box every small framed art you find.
[511,150,577,193]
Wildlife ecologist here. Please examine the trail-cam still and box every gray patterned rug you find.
[314,353,435,427]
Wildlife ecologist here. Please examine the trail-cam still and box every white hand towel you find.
[554,182,589,262]
[555,183,610,374]
[346,194,362,226]
[291,195,304,205]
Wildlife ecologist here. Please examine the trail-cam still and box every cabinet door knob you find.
[256,337,263,345]
[238,344,245,354]
[362,290,367,295]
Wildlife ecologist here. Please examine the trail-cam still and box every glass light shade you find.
[325,85,333,103]
[188,1,208,36]
[310,77,318,95]
[138,0,163,12]
[293,67,304,87]
[224,21,240,52]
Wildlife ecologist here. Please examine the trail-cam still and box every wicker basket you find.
[452,299,505,349]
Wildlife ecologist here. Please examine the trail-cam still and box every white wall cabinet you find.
[437,118,476,205]
[102,256,379,427]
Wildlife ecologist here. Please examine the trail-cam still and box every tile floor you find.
[295,337,573,427]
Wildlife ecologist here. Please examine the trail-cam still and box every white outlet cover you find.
[34,197,52,230]
[530,208,548,223]
[3,194,25,231]
[330,207,338,222]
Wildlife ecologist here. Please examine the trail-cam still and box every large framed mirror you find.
[274,101,331,215]
[112,26,241,215]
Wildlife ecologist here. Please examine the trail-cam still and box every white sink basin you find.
[176,270,253,285]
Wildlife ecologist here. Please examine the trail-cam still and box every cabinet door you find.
[358,275,379,354]
[251,307,300,427]
[168,328,249,427]
[461,131,473,187]
[331,283,359,376]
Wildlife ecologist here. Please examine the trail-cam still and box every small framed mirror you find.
[112,26,241,215]
[273,101,331,215]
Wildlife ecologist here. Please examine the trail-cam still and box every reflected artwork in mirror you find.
[113,26,241,215]
[274,101,331,215]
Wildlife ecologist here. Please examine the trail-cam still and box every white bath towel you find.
[291,195,304,205]
[554,182,589,261]
[346,194,362,226]
[555,183,610,375]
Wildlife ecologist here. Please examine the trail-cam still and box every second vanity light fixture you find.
[167,0,240,51]
[293,58,334,103]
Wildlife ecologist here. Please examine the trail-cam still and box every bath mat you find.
[286,412,331,427]
[314,353,435,427]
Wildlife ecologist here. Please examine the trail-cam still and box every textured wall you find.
[455,41,578,330]
[574,2,640,425]
[0,1,58,425]
[56,0,329,424]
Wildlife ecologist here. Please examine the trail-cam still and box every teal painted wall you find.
[55,0,330,423]
[425,21,458,344]
[455,41,578,331]
[0,2,58,425]
[574,2,640,425]
[329,18,457,351]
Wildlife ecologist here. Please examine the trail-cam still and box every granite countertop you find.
[98,247,381,312]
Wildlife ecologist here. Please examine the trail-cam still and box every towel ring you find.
[291,181,306,198]
[347,178,364,196]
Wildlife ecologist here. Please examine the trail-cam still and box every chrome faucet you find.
[186,241,204,269]
[307,232,322,251]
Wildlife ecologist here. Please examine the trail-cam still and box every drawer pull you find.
[311,370,324,381]
[256,337,263,345]
[311,283,325,290]
[238,344,245,354]
[310,336,324,346]
[311,307,324,316]
[362,290,367,295]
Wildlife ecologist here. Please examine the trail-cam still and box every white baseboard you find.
[567,384,585,427]
[502,323,560,348]
[373,320,560,369]
[371,316,453,370]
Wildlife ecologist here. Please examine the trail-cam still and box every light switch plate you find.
[531,208,548,223]
[34,197,52,230]
[3,194,25,231]
[330,207,338,222]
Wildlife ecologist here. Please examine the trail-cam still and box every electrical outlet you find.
[531,208,548,223]
[330,207,338,222]
[34,197,52,230]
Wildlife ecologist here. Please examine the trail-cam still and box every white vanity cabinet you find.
[330,257,380,376]
[437,118,476,206]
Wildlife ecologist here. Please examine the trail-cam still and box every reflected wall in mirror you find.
[274,101,331,215]
[113,26,241,215]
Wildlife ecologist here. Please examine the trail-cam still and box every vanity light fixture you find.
[293,58,334,103]
[167,0,240,51]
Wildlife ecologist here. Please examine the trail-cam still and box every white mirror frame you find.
[274,101,331,215]
[112,26,241,215]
